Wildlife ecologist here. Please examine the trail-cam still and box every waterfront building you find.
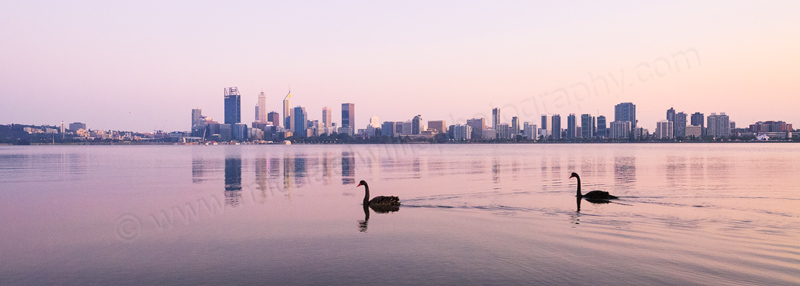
[224,87,241,124]
[466,118,485,139]
[581,114,595,139]
[597,115,607,138]
[342,103,355,129]
[655,120,674,140]
[293,106,307,138]
[615,102,636,130]
[428,120,446,134]
[551,114,562,140]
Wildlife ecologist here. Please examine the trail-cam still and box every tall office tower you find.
[707,113,731,139]
[614,102,637,129]
[551,114,562,140]
[60,121,65,134]
[581,114,595,139]
[224,87,241,124]
[656,120,674,140]
[322,107,332,129]
[566,114,578,139]
[267,112,280,126]
[523,122,537,140]
[597,116,607,138]
[466,118,485,139]
[283,91,291,130]
[511,116,520,137]
[691,112,705,135]
[293,106,308,137]
[541,115,548,133]
[342,103,355,128]
[674,112,687,138]
[257,91,267,123]
[412,115,423,134]
[492,108,501,130]
[192,109,204,127]
[667,107,676,122]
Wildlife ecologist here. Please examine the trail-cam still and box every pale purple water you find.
[1,144,798,285]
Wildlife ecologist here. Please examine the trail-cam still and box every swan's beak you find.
[569,174,574,179]
[357,183,362,187]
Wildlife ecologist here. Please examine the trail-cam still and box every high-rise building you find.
[381,122,396,137]
[581,114,595,139]
[257,91,267,123]
[492,108,501,130]
[293,106,307,137]
[322,107,332,129]
[511,116,520,137]
[566,114,578,139]
[342,103,355,128]
[267,112,280,126]
[691,112,705,135]
[541,115,548,133]
[283,91,291,130]
[224,87,241,124]
[451,124,472,140]
[192,109,204,127]
[655,120,674,139]
[497,123,511,139]
[674,112,687,138]
[523,122,538,140]
[686,125,702,138]
[466,118,485,139]
[707,113,730,139]
[551,114,562,140]
[428,120,446,134]
[614,102,636,129]
[667,107,675,122]
[369,116,380,128]
[609,121,631,139]
[412,115,423,134]
[597,116,607,138]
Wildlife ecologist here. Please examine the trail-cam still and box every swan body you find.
[358,180,400,207]
[569,172,618,200]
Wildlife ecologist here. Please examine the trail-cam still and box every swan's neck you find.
[575,176,582,198]
[363,184,370,206]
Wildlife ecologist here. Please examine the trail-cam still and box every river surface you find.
[1,144,799,285]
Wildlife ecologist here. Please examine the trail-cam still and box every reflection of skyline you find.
[614,156,636,190]
[342,151,354,185]
[225,155,242,207]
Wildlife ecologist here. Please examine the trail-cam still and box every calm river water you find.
[1,144,799,285]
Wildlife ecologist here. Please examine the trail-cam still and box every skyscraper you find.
[541,115,548,133]
[224,87,241,124]
[266,111,279,126]
[581,114,595,139]
[511,116,520,137]
[293,106,307,137]
[492,108,501,130]
[412,115,423,134]
[342,103,355,129]
[257,91,266,123]
[691,112,705,135]
[707,113,730,139]
[551,114,562,140]
[283,91,291,130]
[675,112,687,138]
[566,114,578,139]
[656,120,674,139]
[192,109,204,127]
[667,107,675,122]
[614,102,636,129]
[322,107,332,129]
[597,116,607,138]
[466,118,485,139]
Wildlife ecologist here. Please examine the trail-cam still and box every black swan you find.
[570,172,618,201]
[357,180,400,209]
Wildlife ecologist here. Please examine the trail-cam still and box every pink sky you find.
[1,1,798,132]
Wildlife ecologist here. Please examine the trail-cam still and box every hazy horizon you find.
[2,1,798,132]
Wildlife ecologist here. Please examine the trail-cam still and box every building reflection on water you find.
[225,155,243,207]
[342,151,355,185]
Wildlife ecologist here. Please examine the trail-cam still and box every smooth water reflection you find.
[1,144,799,285]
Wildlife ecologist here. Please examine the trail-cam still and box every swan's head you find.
[357,180,367,187]
[569,172,579,179]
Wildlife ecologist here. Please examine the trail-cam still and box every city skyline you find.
[1,2,799,131]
